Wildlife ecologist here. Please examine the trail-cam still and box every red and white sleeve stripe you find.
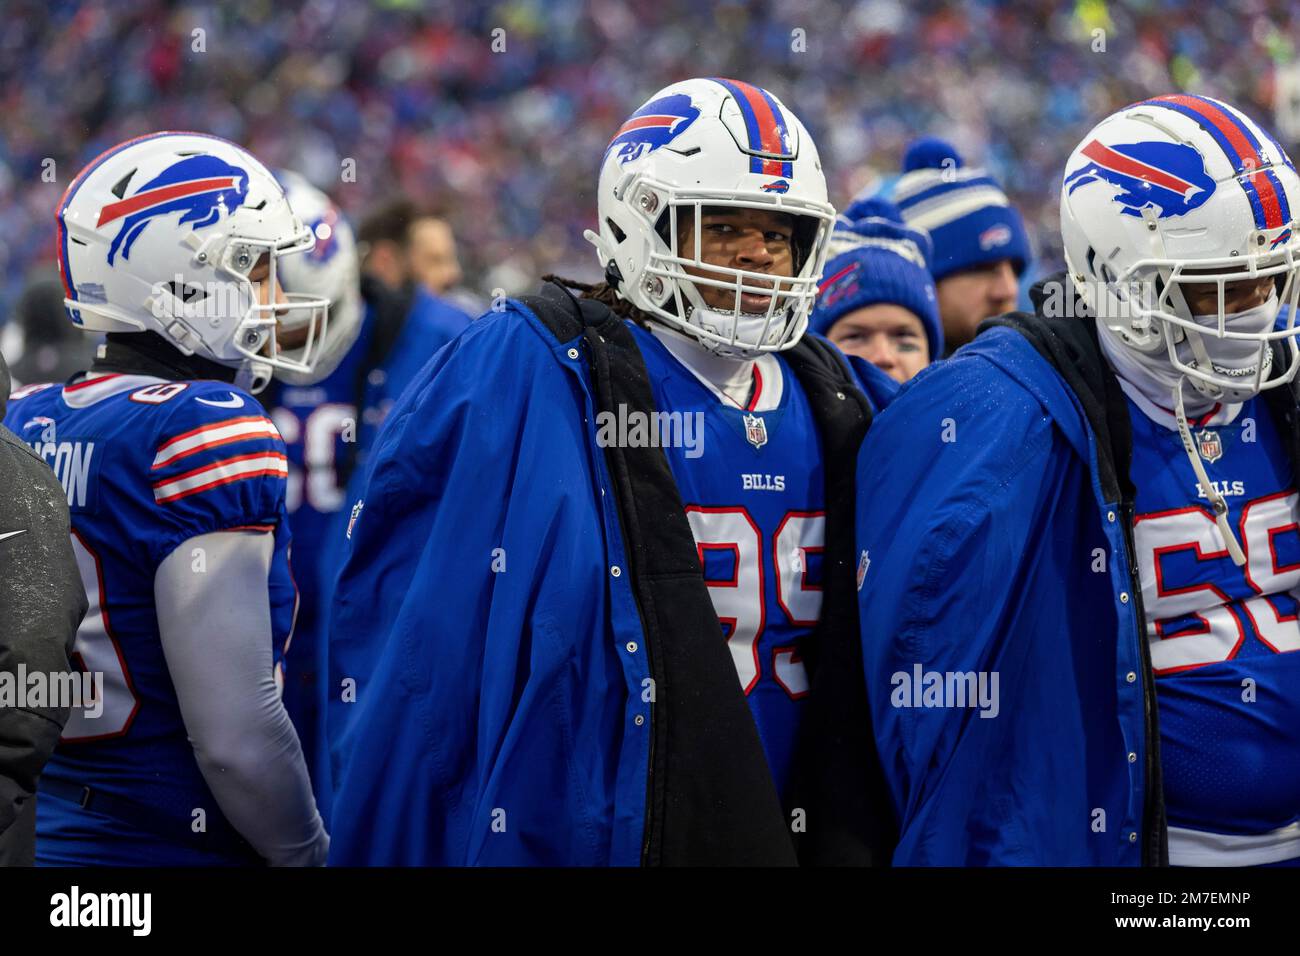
[152,451,288,505]
[153,415,281,470]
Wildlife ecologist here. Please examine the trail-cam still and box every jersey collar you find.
[1116,375,1244,432]
[63,372,168,408]
[649,324,785,413]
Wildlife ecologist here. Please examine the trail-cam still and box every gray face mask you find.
[1174,292,1280,402]
[1099,292,1281,412]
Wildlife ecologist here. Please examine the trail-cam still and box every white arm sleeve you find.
[154,530,329,866]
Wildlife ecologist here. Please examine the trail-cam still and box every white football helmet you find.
[586,78,836,359]
[57,131,329,392]
[1061,94,1300,401]
[272,170,363,385]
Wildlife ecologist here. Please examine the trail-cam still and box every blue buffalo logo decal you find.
[305,207,341,264]
[1065,139,1216,219]
[99,155,250,264]
[606,93,700,165]
[760,179,790,193]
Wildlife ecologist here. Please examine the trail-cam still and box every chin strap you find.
[1172,377,1246,566]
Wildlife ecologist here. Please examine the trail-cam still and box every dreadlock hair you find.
[541,274,655,329]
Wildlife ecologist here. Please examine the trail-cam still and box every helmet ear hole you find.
[604,259,624,291]
[1083,245,1100,280]
[605,218,626,244]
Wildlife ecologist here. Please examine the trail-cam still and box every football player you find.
[327,78,897,865]
[262,171,470,822]
[857,96,1300,866]
[4,132,330,866]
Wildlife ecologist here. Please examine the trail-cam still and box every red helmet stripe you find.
[1153,94,1284,229]
[727,79,786,157]
[615,115,676,133]
[1079,139,1198,196]
[96,176,238,227]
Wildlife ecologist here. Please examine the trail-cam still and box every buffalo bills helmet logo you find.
[99,155,251,264]
[1064,140,1216,219]
[760,179,790,193]
[606,93,700,165]
[305,208,341,264]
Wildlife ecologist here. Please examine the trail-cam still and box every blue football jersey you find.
[4,372,296,865]
[1126,385,1300,856]
[631,325,825,802]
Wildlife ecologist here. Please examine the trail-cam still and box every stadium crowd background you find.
[2,0,1299,326]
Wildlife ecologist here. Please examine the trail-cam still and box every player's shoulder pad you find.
[363,298,582,494]
[862,336,1064,493]
[899,331,1057,426]
[7,381,60,404]
[431,296,576,377]
[148,379,286,508]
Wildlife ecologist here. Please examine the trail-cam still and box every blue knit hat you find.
[811,198,943,359]
[890,137,1031,281]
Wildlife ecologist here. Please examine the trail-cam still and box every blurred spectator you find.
[1,0,1299,324]
[889,137,1031,354]
[811,198,941,383]
[0,267,100,388]
[357,198,419,293]
[409,215,463,296]
[356,196,474,343]
[357,197,463,298]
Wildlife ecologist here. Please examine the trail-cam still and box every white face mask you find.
[1176,291,1279,402]
[1097,291,1280,414]
[689,301,795,360]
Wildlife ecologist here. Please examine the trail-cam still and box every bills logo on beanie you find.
[810,197,943,360]
[890,137,1031,282]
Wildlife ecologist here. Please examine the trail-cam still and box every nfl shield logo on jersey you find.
[743,413,768,449]
[1196,429,1223,463]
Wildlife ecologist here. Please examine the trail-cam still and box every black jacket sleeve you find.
[0,354,86,865]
